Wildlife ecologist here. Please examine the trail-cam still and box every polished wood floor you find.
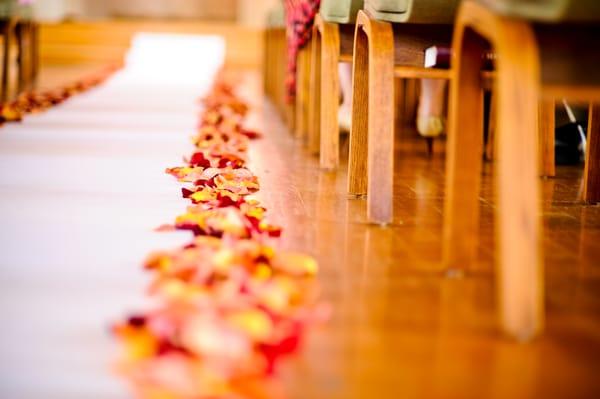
[245,75,600,399]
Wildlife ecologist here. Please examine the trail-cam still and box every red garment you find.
[284,0,320,103]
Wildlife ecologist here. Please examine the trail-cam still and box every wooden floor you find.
[245,77,600,399]
[17,65,600,398]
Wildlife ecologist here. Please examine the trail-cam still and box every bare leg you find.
[417,78,447,138]
[338,62,352,131]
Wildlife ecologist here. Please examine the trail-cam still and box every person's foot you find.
[338,104,351,132]
[416,115,444,137]
[416,78,447,139]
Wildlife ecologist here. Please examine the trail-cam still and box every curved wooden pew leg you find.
[263,30,270,96]
[584,103,600,203]
[31,22,39,89]
[364,13,394,224]
[295,46,311,140]
[317,17,341,170]
[2,20,14,103]
[308,27,322,154]
[16,22,25,94]
[495,19,544,340]
[348,21,369,197]
[539,99,556,177]
[31,22,40,89]
[446,1,544,340]
[442,28,486,272]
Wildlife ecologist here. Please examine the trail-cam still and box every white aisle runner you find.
[0,34,225,399]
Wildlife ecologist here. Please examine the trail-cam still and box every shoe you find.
[417,115,444,138]
[338,105,351,132]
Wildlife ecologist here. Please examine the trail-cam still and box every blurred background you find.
[31,0,277,75]
[35,0,277,25]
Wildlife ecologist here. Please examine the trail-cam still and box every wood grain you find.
[539,100,556,177]
[358,11,395,224]
[315,15,341,170]
[394,65,451,80]
[584,103,600,203]
[264,27,288,122]
[347,19,369,197]
[308,26,321,154]
[442,18,486,273]
[295,45,311,140]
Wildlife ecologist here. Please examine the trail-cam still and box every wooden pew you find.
[443,0,600,340]
[348,0,458,224]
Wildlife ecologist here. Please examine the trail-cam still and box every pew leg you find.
[584,103,600,203]
[442,29,486,272]
[365,19,394,224]
[318,21,340,170]
[308,27,322,155]
[539,100,556,177]
[495,20,544,341]
[348,24,369,196]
